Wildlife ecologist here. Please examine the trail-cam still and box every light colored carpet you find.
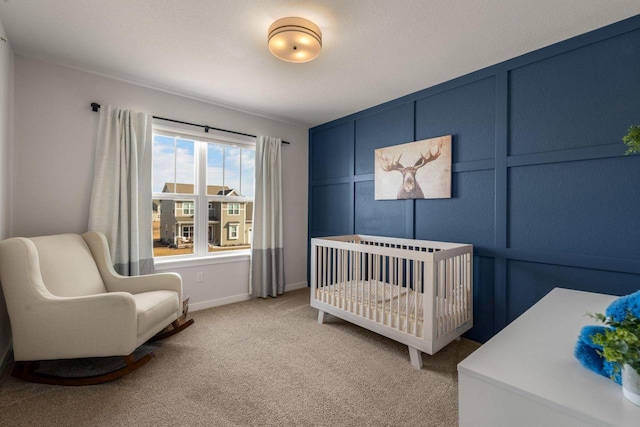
[0,288,479,426]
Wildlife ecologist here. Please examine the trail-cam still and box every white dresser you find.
[458,288,640,427]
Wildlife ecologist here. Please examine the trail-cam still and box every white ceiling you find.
[1,1,639,127]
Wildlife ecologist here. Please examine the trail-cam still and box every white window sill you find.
[154,250,251,270]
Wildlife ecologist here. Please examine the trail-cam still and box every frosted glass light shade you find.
[268,17,322,63]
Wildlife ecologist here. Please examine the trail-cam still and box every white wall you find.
[0,19,14,366]
[12,55,308,310]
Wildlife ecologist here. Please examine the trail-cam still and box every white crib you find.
[310,235,473,369]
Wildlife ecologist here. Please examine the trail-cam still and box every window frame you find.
[152,124,255,263]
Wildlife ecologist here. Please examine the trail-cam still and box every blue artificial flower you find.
[574,337,606,377]
[605,289,640,322]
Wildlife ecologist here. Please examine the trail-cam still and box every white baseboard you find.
[190,282,308,312]
[190,293,251,312]
[285,281,308,291]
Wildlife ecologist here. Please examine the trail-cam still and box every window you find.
[180,202,194,216]
[182,225,194,240]
[152,128,255,259]
[227,203,240,215]
[228,224,239,240]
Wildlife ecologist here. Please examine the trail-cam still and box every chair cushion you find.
[132,290,179,336]
[30,234,107,297]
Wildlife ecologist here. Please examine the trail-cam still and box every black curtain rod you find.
[90,103,290,145]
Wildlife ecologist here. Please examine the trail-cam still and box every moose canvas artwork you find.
[374,135,452,200]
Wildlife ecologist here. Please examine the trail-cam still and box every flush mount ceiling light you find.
[268,17,322,63]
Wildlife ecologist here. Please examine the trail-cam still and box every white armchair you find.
[0,231,193,385]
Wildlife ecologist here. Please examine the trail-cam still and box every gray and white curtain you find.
[250,135,285,298]
[88,105,154,276]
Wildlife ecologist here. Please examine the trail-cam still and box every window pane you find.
[152,135,195,194]
[206,200,251,253]
[175,139,195,194]
[207,144,225,194]
[152,135,177,193]
[224,146,241,195]
[152,199,194,257]
[241,149,255,198]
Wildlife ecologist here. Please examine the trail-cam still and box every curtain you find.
[250,136,285,298]
[88,105,154,276]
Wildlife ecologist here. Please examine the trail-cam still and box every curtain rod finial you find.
[91,103,100,112]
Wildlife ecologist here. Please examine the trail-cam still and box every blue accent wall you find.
[308,15,640,343]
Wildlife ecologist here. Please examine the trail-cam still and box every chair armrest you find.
[11,292,139,361]
[103,272,183,302]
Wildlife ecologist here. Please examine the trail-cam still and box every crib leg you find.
[317,310,326,325]
[408,346,423,370]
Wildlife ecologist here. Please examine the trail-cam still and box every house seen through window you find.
[152,129,255,258]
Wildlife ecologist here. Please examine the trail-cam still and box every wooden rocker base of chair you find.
[12,352,155,386]
[148,317,195,342]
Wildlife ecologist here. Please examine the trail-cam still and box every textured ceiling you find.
[1,0,639,127]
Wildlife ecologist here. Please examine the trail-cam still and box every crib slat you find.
[314,245,318,299]
[351,249,355,314]
[382,254,387,326]
[357,250,360,316]
[398,257,402,331]
[343,248,347,311]
[424,258,436,343]
[462,254,466,322]
[457,254,462,324]
[398,257,401,331]
[351,249,355,313]
[452,255,458,328]
[391,257,400,329]
[340,249,347,310]
[404,260,409,333]
[439,259,445,337]
[324,246,328,302]
[441,259,445,337]
[361,251,364,317]
[465,253,471,323]
[450,255,455,326]
[356,250,360,315]
[372,251,376,322]
[368,252,372,320]
[317,245,321,301]
[376,253,381,324]
[447,257,452,334]
[331,249,340,307]
[354,249,358,314]
[450,257,455,333]
[445,258,450,334]
[414,261,419,337]
[319,245,324,301]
